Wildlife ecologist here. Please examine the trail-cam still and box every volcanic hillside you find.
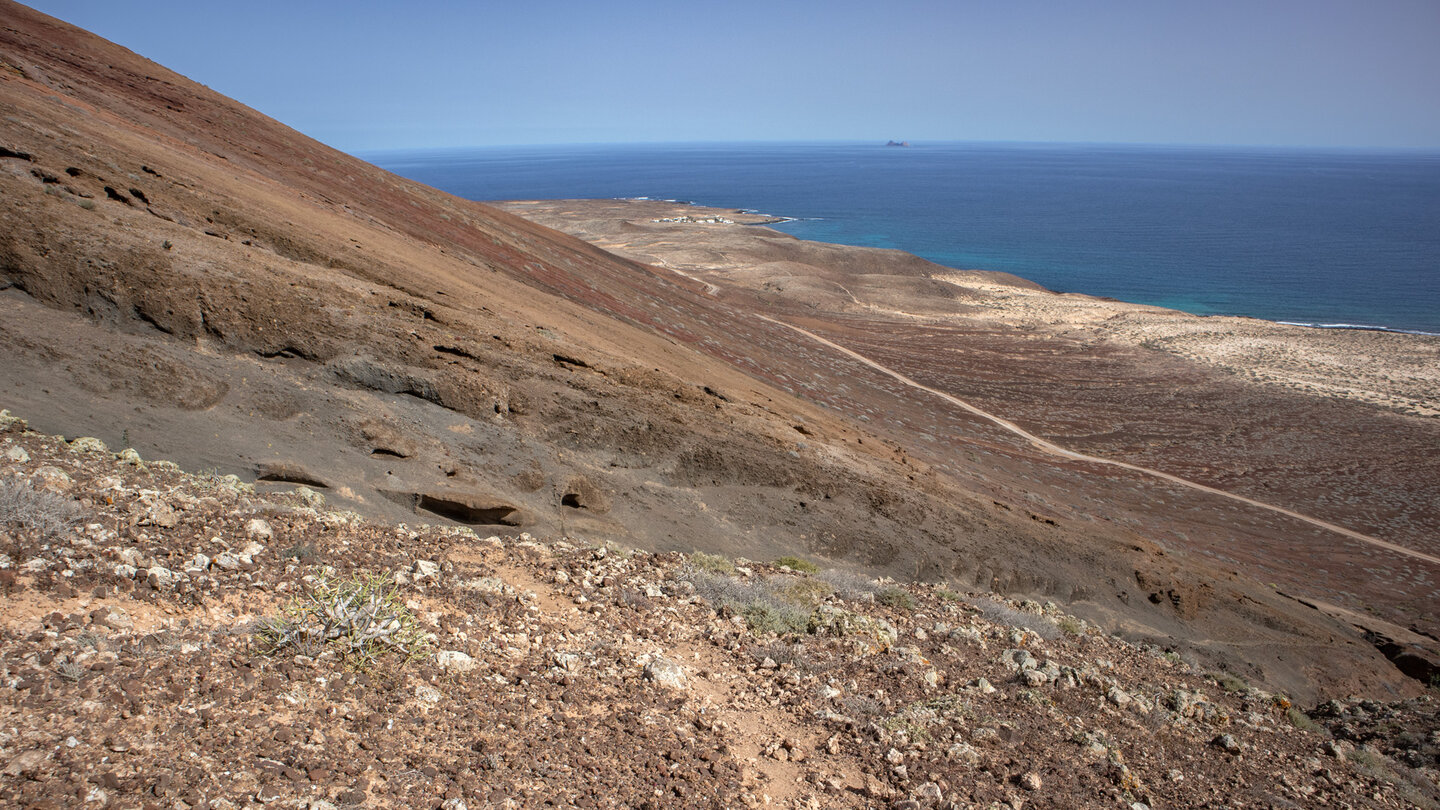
[0,1,1431,702]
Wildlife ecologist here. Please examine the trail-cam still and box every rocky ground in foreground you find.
[2,410,1437,810]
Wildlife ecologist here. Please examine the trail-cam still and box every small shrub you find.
[818,569,880,601]
[255,572,429,668]
[0,478,82,538]
[1347,747,1381,769]
[841,695,884,720]
[281,542,316,561]
[1287,707,1321,732]
[690,551,736,576]
[935,587,962,602]
[1057,616,1084,637]
[968,597,1061,641]
[750,640,812,670]
[877,586,916,612]
[775,577,833,608]
[683,568,811,636]
[773,555,819,574]
[1214,672,1249,694]
[743,601,810,636]
[1017,688,1052,707]
[77,198,95,210]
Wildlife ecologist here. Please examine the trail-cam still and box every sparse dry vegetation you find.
[968,595,1061,640]
[1,419,1438,808]
[0,477,82,537]
[255,571,430,667]
[876,584,916,611]
[772,555,820,574]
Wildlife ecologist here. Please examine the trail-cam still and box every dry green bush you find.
[773,555,819,574]
[683,568,811,636]
[255,572,429,668]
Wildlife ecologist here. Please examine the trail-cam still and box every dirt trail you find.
[761,315,1440,568]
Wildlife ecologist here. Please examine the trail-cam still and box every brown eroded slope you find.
[0,2,1427,700]
[6,422,1438,808]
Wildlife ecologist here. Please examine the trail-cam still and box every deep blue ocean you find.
[366,142,1440,335]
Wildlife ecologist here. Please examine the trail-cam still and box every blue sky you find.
[23,0,1440,152]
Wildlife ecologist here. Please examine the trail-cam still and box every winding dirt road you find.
[761,315,1440,568]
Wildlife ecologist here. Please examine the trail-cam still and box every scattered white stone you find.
[292,486,325,508]
[32,465,72,492]
[214,552,243,571]
[553,652,582,672]
[415,683,442,703]
[142,499,179,528]
[460,576,507,594]
[1019,771,1042,791]
[643,655,686,689]
[1107,686,1133,708]
[104,608,133,630]
[245,518,273,541]
[68,437,108,454]
[1213,733,1241,753]
[414,559,441,581]
[1000,648,1039,672]
[3,446,28,463]
[436,650,476,673]
[113,563,138,580]
[441,799,468,810]
[146,565,177,590]
[117,448,142,465]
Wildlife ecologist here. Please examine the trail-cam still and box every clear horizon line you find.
[351,137,1440,159]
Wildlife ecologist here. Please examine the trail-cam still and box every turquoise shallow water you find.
[367,142,1440,334]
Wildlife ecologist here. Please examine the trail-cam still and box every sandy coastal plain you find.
[501,199,1439,419]
[500,198,1440,660]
